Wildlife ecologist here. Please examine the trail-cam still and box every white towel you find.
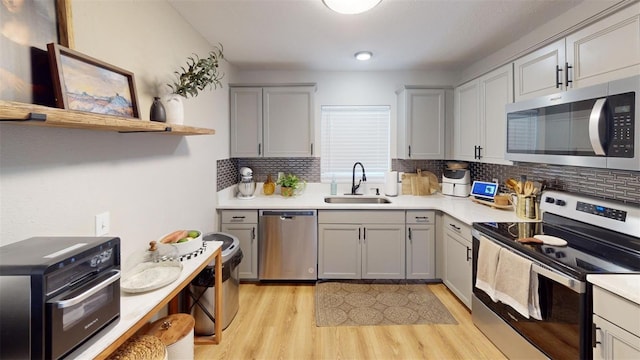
[528,271,542,320]
[475,236,502,301]
[494,249,533,318]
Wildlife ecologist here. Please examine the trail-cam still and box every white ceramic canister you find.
[163,94,184,125]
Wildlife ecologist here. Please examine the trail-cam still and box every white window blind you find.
[321,105,390,183]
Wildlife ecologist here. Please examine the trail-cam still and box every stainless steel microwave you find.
[505,75,638,170]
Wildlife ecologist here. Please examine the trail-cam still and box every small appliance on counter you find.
[0,236,121,360]
[237,167,256,200]
[442,168,470,197]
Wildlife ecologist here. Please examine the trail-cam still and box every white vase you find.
[163,94,184,125]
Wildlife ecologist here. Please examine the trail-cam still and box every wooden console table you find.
[67,242,222,359]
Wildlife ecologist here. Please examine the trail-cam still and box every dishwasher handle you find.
[260,210,316,217]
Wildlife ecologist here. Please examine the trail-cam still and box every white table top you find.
[67,241,222,359]
[588,274,640,305]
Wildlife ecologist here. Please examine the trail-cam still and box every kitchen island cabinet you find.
[230,85,315,158]
[591,277,640,360]
[318,211,405,279]
[442,213,472,309]
[221,210,258,280]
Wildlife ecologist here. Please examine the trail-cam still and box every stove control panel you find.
[576,201,627,222]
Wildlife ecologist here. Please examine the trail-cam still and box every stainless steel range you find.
[472,191,640,360]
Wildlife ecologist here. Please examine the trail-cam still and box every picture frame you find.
[47,43,140,118]
[0,0,74,104]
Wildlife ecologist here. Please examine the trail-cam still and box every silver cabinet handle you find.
[589,98,607,156]
[51,270,120,308]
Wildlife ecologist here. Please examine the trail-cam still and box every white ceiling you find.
[169,0,584,72]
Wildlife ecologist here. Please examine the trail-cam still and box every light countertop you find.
[218,183,528,225]
[588,274,640,305]
[68,242,222,359]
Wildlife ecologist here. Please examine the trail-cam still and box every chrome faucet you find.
[351,162,367,195]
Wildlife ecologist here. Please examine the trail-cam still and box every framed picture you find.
[0,0,74,104]
[47,43,140,118]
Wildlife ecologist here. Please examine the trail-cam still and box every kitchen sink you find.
[324,196,392,204]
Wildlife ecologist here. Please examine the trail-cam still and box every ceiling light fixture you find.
[323,0,382,15]
[355,51,373,61]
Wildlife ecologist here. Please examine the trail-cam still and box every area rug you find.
[315,280,458,327]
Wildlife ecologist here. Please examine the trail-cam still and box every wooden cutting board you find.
[402,170,440,195]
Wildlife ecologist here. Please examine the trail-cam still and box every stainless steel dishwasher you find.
[258,210,317,280]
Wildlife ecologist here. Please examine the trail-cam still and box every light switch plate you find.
[95,212,110,236]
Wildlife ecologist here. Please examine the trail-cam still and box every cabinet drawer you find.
[443,214,471,239]
[318,211,405,224]
[221,210,258,224]
[406,210,435,224]
[593,285,640,335]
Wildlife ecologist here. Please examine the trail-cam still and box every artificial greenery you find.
[277,173,300,189]
[168,44,224,98]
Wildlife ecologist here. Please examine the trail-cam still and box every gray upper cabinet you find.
[453,64,513,164]
[397,87,446,159]
[514,4,640,101]
[230,85,315,158]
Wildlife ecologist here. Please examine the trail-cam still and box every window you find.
[321,105,390,183]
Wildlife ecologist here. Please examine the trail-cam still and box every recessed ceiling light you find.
[323,0,382,15]
[355,51,373,61]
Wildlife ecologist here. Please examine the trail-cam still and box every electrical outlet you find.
[95,212,110,236]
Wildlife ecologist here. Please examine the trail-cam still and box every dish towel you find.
[494,248,533,318]
[528,270,542,320]
[475,236,502,301]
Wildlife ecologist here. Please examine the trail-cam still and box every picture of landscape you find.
[60,54,135,117]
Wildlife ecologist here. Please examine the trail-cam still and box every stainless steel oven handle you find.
[588,98,607,156]
[531,263,585,293]
[52,270,121,308]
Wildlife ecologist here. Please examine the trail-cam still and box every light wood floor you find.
[195,282,506,360]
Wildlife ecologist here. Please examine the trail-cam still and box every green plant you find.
[168,44,224,98]
[277,173,300,189]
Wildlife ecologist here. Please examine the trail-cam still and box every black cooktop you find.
[473,213,640,280]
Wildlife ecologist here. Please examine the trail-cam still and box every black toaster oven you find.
[0,236,121,359]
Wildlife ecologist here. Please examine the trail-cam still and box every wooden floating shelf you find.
[0,100,215,135]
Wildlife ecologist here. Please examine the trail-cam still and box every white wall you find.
[233,70,456,158]
[0,1,235,262]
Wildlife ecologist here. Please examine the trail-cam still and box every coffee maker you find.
[237,167,256,199]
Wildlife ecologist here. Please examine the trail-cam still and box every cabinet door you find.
[222,223,257,280]
[513,39,566,101]
[566,4,640,89]
[594,315,640,360]
[479,64,513,165]
[362,224,405,279]
[263,86,314,157]
[230,87,263,157]
[398,88,445,159]
[318,224,360,279]
[453,80,480,162]
[406,225,435,279]
[443,231,472,309]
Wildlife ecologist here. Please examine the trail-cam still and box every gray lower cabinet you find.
[318,211,405,279]
[406,210,435,279]
[593,285,640,360]
[442,214,472,309]
[221,210,258,280]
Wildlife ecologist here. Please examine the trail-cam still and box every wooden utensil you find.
[505,178,518,191]
[524,181,534,196]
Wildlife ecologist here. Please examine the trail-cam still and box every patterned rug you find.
[315,280,458,327]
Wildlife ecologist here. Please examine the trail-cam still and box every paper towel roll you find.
[384,171,398,196]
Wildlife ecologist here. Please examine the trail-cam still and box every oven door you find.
[472,235,590,360]
[46,269,120,359]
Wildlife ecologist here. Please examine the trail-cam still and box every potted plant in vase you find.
[164,44,224,124]
[277,173,300,197]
